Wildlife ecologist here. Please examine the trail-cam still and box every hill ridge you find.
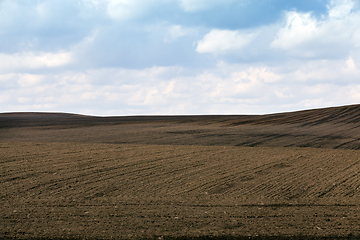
[1,104,360,127]
[1,104,360,150]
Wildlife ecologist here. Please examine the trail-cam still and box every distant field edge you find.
[1,103,360,129]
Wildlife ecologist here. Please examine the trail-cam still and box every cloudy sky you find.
[1,0,360,116]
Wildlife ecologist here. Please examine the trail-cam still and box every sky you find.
[1,0,360,116]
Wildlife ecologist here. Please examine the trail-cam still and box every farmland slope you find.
[1,104,360,239]
[2,142,360,239]
[1,104,360,149]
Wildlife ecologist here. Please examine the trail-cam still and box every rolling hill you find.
[1,104,360,239]
[1,104,360,149]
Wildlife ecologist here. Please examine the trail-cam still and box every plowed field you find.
[1,105,360,239]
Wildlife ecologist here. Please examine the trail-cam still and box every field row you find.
[1,142,360,238]
[2,142,360,201]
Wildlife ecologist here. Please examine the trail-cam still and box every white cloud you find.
[81,0,103,8]
[164,25,192,43]
[17,74,44,88]
[209,67,281,99]
[0,51,72,72]
[271,12,319,51]
[274,89,294,99]
[328,0,354,18]
[292,66,336,82]
[271,0,360,58]
[248,67,282,83]
[283,56,360,83]
[18,97,32,104]
[1,59,360,115]
[179,0,234,12]
[106,0,137,21]
[343,56,357,72]
[106,0,167,21]
[350,85,360,101]
[196,29,257,54]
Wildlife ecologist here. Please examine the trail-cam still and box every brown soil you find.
[1,105,360,239]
